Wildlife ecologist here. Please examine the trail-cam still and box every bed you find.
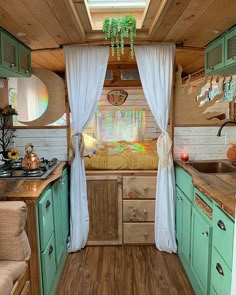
[84,137,158,246]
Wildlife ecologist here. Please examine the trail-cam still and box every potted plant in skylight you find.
[102,14,136,60]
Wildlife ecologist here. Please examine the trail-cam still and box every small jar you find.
[227,145,236,163]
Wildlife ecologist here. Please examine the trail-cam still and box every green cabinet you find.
[0,27,31,77]
[37,168,69,295]
[175,166,235,295]
[191,206,212,295]
[176,187,192,263]
[205,25,236,75]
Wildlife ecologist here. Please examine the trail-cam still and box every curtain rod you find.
[31,43,204,52]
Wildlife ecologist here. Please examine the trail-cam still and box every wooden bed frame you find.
[86,170,157,245]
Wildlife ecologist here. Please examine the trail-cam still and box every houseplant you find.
[102,14,136,60]
[0,105,19,161]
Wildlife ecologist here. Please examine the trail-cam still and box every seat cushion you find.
[0,261,27,282]
[0,201,31,261]
[0,271,13,295]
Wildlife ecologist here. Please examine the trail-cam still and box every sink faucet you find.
[217,120,236,137]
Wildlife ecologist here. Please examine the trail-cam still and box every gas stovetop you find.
[0,158,60,179]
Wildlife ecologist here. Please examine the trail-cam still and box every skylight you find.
[87,0,146,10]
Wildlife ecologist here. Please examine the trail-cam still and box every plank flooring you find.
[56,246,194,295]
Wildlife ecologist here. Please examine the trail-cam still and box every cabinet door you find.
[18,44,31,77]
[225,27,236,67]
[0,32,18,72]
[52,180,64,265]
[191,207,212,295]
[205,37,224,74]
[61,169,69,243]
[176,187,192,263]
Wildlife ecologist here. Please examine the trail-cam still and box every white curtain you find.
[64,45,109,252]
[95,109,145,141]
[135,44,177,253]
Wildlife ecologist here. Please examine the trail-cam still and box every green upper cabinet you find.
[205,25,236,75]
[225,27,236,67]
[18,43,31,77]
[191,206,212,295]
[0,27,31,77]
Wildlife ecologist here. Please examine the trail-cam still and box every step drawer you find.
[123,200,155,222]
[213,205,234,269]
[123,223,155,244]
[123,176,157,199]
[41,233,57,295]
[38,188,54,251]
[211,248,232,295]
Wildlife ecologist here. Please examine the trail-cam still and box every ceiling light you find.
[212,30,221,35]
[16,32,26,37]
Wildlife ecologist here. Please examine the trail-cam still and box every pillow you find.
[83,134,98,157]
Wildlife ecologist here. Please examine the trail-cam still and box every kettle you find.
[22,144,41,170]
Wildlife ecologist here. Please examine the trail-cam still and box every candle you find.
[181,153,189,162]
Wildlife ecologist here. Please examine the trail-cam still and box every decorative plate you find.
[107,90,128,106]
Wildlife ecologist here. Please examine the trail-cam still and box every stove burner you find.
[0,170,12,177]
[24,169,43,176]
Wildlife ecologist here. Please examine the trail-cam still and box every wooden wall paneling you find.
[175,48,205,74]
[181,0,236,47]
[0,79,9,108]
[164,0,216,42]
[0,0,58,49]
[149,0,191,40]
[86,175,122,245]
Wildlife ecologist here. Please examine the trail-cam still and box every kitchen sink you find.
[188,161,236,174]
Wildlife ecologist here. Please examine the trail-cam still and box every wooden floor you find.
[56,246,194,295]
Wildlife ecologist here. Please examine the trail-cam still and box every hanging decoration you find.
[107,89,128,106]
[102,15,136,60]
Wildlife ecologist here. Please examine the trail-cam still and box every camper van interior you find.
[0,0,236,295]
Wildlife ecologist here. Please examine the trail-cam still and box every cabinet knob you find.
[144,232,149,238]
[143,209,148,215]
[232,56,236,60]
[10,63,15,69]
[25,70,29,74]
[216,263,224,276]
[210,67,214,70]
[202,231,208,237]
[48,245,54,255]
[45,200,51,209]
[217,220,226,231]
[144,187,149,192]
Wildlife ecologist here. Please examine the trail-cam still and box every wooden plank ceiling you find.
[0,0,235,75]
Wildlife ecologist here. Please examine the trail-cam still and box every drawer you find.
[41,233,57,295]
[38,188,54,251]
[213,205,234,269]
[211,248,232,295]
[123,176,156,199]
[123,200,155,222]
[123,223,154,244]
[175,167,193,201]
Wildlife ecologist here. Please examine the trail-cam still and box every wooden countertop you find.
[0,162,67,201]
[175,160,236,219]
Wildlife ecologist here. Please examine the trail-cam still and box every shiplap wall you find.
[84,89,160,140]
[13,129,67,161]
[174,126,236,160]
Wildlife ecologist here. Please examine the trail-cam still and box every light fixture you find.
[211,30,221,35]
[16,32,26,37]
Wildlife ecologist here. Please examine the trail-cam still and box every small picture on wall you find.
[107,89,128,106]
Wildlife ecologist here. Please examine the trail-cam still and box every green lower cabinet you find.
[211,248,232,295]
[210,285,218,295]
[61,169,69,243]
[191,207,212,295]
[176,186,192,263]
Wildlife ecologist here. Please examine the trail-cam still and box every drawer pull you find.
[45,200,51,209]
[48,245,54,255]
[217,220,226,231]
[216,263,224,276]
[10,63,15,69]
[143,209,148,215]
[144,187,149,192]
[144,232,149,238]
[202,231,208,237]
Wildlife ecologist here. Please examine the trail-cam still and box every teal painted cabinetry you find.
[0,27,31,77]
[205,25,236,75]
[191,206,212,295]
[175,165,234,295]
[37,168,69,295]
